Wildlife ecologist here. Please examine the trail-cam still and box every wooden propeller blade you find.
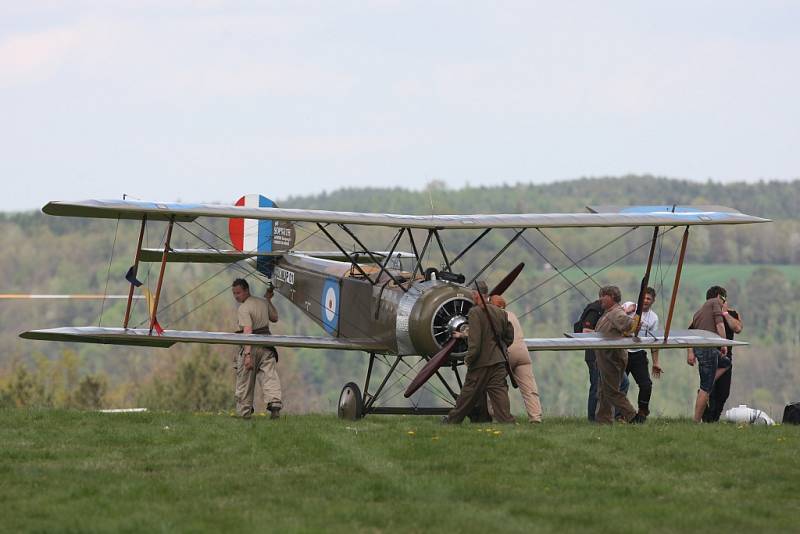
[489,262,525,296]
[403,338,458,398]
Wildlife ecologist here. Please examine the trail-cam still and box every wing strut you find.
[337,224,406,291]
[150,216,175,335]
[450,229,491,267]
[632,226,660,336]
[411,230,434,279]
[466,228,526,286]
[316,223,373,283]
[123,215,147,329]
[663,226,690,343]
[432,230,451,272]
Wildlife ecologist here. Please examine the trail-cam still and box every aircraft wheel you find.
[338,382,364,420]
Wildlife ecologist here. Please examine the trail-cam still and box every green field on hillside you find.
[2,410,798,533]
[528,263,800,288]
[615,263,800,288]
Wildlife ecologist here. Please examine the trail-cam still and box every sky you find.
[1,1,799,211]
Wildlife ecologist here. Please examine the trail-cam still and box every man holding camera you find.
[231,278,282,419]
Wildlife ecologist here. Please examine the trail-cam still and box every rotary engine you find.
[395,281,474,358]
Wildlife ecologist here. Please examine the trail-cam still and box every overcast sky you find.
[2,1,798,211]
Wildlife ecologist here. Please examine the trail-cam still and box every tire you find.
[337,382,364,420]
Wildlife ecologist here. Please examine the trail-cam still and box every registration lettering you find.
[274,267,295,286]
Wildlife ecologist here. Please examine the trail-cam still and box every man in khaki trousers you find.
[232,278,282,419]
[491,295,542,423]
[594,286,637,424]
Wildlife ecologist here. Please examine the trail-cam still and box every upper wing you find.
[43,199,770,229]
[138,248,417,263]
[20,327,388,352]
[524,329,746,351]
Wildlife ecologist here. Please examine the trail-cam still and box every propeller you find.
[403,262,524,398]
[489,262,525,296]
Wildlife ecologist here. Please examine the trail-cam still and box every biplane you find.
[20,196,769,419]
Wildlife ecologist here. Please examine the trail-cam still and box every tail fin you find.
[229,194,295,276]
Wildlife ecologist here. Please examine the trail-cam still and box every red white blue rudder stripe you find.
[229,194,275,253]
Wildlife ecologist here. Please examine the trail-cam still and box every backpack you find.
[573,300,604,333]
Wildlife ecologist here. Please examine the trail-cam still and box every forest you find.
[1,176,798,418]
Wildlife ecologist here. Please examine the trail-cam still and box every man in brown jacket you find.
[594,285,638,424]
[444,281,515,424]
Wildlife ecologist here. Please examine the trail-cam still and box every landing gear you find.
[337,382,364,420]
[336,352,459,419]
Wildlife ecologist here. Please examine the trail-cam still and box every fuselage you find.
[271,253,473,357]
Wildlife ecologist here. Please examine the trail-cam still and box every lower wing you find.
[20,327,388,352]
[525,329,746,351]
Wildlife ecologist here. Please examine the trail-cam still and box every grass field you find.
[2,411,798,533]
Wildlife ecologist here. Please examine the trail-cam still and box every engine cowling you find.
[395,281,473,357]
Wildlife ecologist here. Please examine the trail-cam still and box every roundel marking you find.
[229,194,275,252]
[321,278,340,334]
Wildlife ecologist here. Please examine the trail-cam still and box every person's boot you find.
[630,413,646,424]
[268,403,281,420]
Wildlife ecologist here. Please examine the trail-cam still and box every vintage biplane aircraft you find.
[21,196,769,419]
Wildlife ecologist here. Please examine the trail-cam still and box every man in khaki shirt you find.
[232,278,281,419]
[594,285,638,424]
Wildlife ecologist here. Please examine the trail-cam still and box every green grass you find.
[2,411,798,533]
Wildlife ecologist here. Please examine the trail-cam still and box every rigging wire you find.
[507,227,638,306]
[517,226,679,320]
[518,233,592,302]
[655,230,683,321]
[142,221,325,327]
[145,221,389,351]
[535,228,603,289]
[374,355,453,407]
[98,216,121,326]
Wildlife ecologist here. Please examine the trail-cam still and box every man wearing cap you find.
[232,278,282,419]
[594,285,638,424]
[443,281,515,424]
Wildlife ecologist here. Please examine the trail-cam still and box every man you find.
[578,300,630,422]
[702,292,743,422]
[491,295,542,423]
[594,286,638,424]
[686,286,732,423]
[443,281,515,424]
[232,278,282,419]
[621,287,662,422]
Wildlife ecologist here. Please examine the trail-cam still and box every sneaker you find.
[269,408,281,420]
